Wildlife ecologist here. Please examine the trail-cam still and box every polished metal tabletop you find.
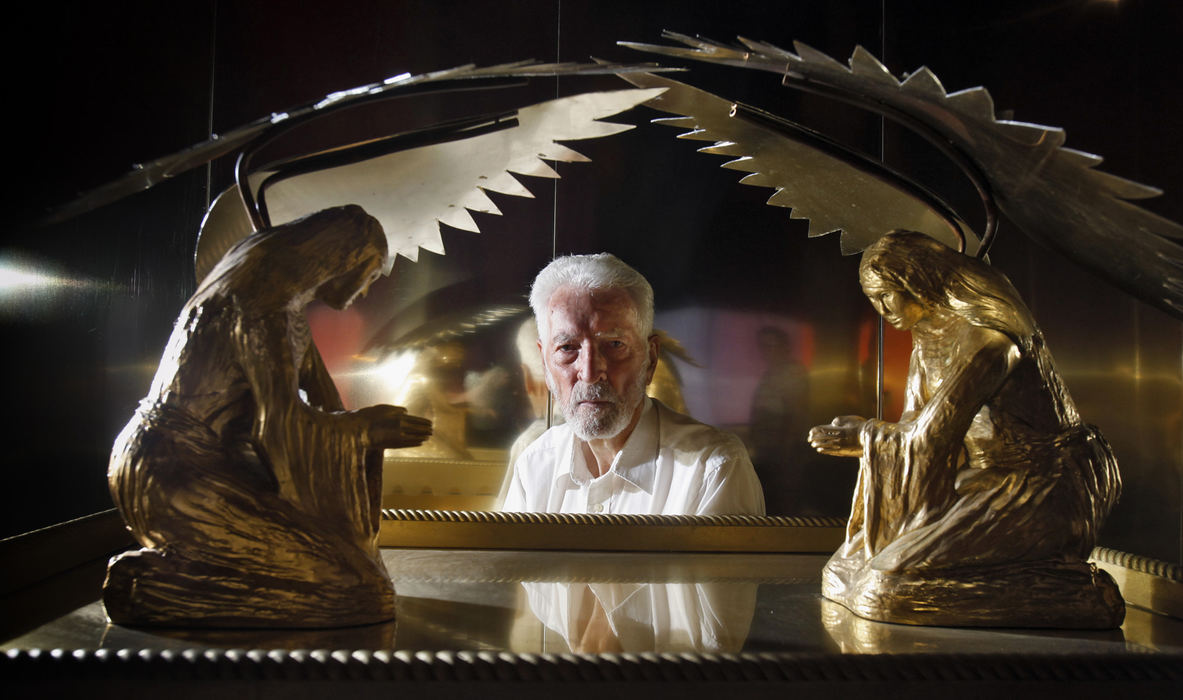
[5,548,1182,657]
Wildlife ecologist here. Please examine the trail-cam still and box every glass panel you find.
[544,104,876,517]
[7,0,1179,567]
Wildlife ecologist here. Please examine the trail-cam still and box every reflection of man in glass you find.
[495,317,554,506]
[520,581,757,653]
[501,253,764,515]
[749,326,810,514]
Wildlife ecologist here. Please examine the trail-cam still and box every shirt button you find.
[590,504,604,513]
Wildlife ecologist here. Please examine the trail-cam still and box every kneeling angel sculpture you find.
[810,231,1123,628]
[104,205,431,628]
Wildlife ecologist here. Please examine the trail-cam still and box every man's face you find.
[540,286,657,442]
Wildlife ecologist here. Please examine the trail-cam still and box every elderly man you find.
[501,253,765,516]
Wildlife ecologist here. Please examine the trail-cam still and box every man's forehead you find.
[545,286,641,335]
[549,326,635,342]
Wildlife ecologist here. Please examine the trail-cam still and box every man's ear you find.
[645,333,660,384]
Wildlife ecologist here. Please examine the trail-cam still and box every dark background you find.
[3,0,1180,563]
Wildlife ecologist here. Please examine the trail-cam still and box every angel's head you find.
[859,230,1034,341]
[314,246,385,310]
[204,205,388,311]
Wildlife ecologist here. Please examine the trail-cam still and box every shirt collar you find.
[559,398,658,494]
[612,398,658,493]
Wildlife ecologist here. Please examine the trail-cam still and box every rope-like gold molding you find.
[381,509,846,528]
[4,648,1182,684]
[1091,546,1183,582]
[378,509,848,552]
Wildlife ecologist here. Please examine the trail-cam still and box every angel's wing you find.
[624,33,1183,318]
[195,88,662,280]
[47,60,670,226]
[615,70,978,256]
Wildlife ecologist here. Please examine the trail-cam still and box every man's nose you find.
[576,345,606,382]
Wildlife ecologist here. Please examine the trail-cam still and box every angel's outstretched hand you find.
[807,415,865,457]
[358,405,433,449]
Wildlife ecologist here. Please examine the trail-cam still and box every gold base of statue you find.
[822,552,1125,629]
[103,549,396,628]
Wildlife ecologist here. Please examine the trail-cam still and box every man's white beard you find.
[548,369,648,442]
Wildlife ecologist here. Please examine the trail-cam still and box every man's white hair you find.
[529,253,654,344]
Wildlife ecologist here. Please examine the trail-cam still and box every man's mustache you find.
[571,381,619,404]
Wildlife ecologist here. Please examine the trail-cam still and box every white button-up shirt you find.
[502,399,765,516]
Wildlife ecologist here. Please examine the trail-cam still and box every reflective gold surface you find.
[6,548,1182,658]
[811,232,1123,628]
[104,207,431,628]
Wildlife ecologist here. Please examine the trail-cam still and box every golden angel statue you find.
[809,231,1123,628]
[103,206,431,628]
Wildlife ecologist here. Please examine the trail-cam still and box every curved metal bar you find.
[234,149,266,231]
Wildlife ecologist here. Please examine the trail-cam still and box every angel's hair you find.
[200,205,387,312]
[529,253,654,343]
[859,230,1035,347]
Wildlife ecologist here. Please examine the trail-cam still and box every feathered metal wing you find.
[199,88,667,280]
[622,33,1183,318]
[196,87,662,279]
[50,61,666,223]
[41,59,669,283]
[615,69,978,256]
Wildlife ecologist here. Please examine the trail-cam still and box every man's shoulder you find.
[654,401,747,456]
[516,421,573,463]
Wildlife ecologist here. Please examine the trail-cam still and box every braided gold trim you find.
[1091,546,1183,582]
[5,649,1181,683]
[381,509,845,528]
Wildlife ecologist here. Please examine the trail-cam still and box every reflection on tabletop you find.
[5,550,1182,657]
[518,581,757,654]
